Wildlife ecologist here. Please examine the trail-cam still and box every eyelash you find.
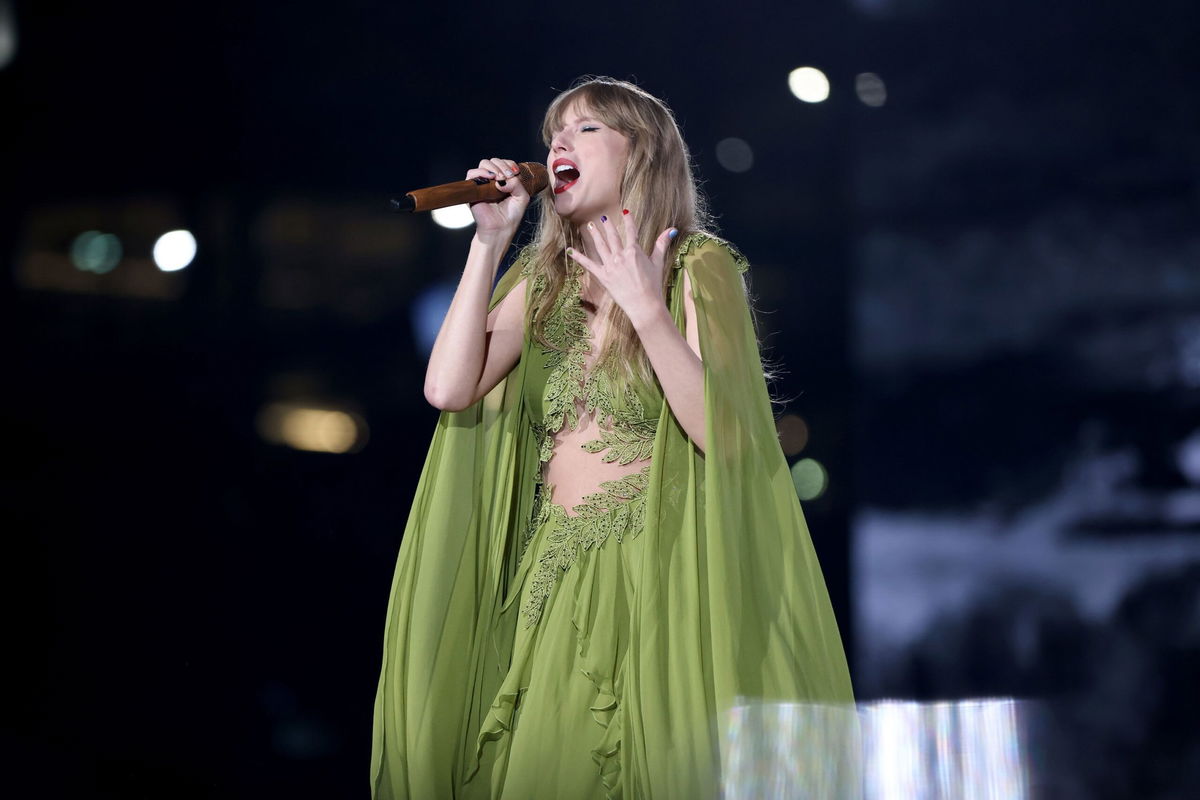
[581,125,599,132]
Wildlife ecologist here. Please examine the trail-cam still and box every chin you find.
[552,196,587,224]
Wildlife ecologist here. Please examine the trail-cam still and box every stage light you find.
[715,137,754,173]
[256,402,368,454]
[70,231,122,274]
[856,72,887,107]
[791,457,828,501]
[153,229,196,272]
[861,699,1030,800]
[788,67,830,103]
[431,204,474,230]
[776,414,810,456]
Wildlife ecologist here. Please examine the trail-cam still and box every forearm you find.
[630,304,707,453]
[423,234,512,409]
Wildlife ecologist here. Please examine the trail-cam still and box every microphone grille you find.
[517,162,550,195]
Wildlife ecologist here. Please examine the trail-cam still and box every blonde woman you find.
[371,76,855,799]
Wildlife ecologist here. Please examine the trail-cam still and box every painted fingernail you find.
[601,215,607,223]
[622,209,630,215]
[487,170,496,176]
[498,179,507,186]
[587,221,595,229]
[566,247,574,254]
[668,228,678,239]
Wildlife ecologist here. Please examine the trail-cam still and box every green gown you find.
[371,234,857,799]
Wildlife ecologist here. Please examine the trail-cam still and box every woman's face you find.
[546,101,629,226]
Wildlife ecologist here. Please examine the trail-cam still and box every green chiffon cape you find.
[371,234,856,799]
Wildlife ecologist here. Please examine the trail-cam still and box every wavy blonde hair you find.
[524,76,714,391]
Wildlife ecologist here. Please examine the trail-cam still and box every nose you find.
[550,128,571,152]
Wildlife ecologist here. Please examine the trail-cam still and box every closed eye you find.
[582,125,600,132]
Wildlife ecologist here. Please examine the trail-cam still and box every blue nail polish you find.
[668,228,679,239]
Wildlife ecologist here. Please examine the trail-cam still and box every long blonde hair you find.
[524,76,714,392]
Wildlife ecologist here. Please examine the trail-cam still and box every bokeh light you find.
[856,72,887,107]
[412,282,456,357]
[0,0,16,71]
[791,457,829,501]
[431,204,474,230]
[256,402,368,454]
[70,231,122,274]
[152,229,197,272]
[777,414,810,456]
[715,137,754,173]
[788,66,830,103]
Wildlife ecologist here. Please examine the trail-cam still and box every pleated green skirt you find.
[463,487,646,800]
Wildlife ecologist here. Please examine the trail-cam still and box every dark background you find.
[4,0,1198,796]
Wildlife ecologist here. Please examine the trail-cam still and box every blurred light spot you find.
[0,0,16,70]
[412,282,456,357]
[153,229,197,271]
[715,137,754,173]
[777,414,810,456]
[69,231,122,274]
[431,204,474,230]
[791,457,828,501]
[788,66,830,103]
[256,403,368,454]
[1178,428,1200,485]
[861,699,1030,800]
[855,72,887,107]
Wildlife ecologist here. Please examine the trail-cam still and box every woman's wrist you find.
[469,229,516,264]
[627,297,672,333]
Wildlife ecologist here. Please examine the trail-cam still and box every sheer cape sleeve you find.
[370,238,858,799]
[370,248,540,799]
[624,233,858,797]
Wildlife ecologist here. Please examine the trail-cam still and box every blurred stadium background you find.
[4,0,1198,796]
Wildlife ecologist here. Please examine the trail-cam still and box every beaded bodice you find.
[516,253,665,626]
[520,256,664,515]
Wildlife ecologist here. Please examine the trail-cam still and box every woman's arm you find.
[628,268,706,452]
[423,157,530,412]
[423,237,528,412]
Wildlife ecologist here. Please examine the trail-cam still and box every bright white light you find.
[861,699,1030,800]
[856,72,888,107]
[788,66,830,103]
[715,137,754,173]
[431,204,474,230]
[153,229,197,272]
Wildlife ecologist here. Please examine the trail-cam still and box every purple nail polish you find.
[601,215,607,223]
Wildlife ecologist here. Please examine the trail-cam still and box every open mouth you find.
[553,160,581,195]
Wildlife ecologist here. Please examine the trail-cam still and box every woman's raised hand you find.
[567,210,677,327]
[466,158,531,244]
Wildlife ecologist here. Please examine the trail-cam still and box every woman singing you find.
[371,76,855,799]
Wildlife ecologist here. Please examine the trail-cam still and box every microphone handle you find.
[390,162,549,212]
